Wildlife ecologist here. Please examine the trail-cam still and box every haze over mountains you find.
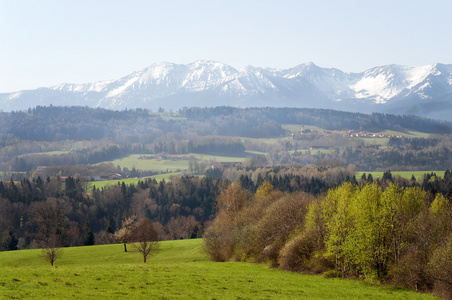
[2,61,452,121]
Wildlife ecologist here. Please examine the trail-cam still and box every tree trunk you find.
[123,243,127,252]
[143,254,147,263]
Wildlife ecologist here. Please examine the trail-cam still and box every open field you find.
[246,150,267,155]
[242,137,283,144]
[356,171,446,181]
[359,137,390,146]
[290,149,336,155]
[150,112,187,121]
[88,173,182,190]
[19,150,70,157]
[0,239,437,299]
[102,155,188,172]
[100,154,247,172]
[381,130,431,138]
[282,124,325,133]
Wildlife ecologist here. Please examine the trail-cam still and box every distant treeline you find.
[180,106,452,134]
[1,106,451,143]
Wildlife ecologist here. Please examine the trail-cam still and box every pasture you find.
[356,171,445,181]
[100,153,247,172]
[89,173,182,190]
[282,124,325,133]
[0,239,438,299]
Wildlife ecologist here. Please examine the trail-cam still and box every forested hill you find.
[180,107,452,134]
[0,106,451,142]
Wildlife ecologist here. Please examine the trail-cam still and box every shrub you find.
[202,211,234,262]
[279,228,316,272]
[253,192,312,265]
[323,270,340,279]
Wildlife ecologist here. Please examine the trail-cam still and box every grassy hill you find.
[0,239,437,299]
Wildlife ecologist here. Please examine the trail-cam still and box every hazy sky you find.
[1,0,451,93]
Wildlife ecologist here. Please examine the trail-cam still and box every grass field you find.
[19,150,70,157]
[0,239,437,299]
[101,155,188,172]
[381,130,431,138]
[282,124,325,133]
[359,137,390,146]
[89,173,182,190]
[356,171,445,181]
[241,137,283,144]
[100,154,247,172]
[150,112,187,121]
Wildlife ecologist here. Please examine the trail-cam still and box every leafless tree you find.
[30,199,68,265]
[132,218,158,263]
[41,234,63,266]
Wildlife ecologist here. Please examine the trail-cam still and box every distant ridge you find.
[1,61,452,121]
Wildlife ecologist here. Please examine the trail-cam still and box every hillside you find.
[0,239,437,299]
[1,61,452,120]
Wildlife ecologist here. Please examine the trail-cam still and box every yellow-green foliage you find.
[319,183,431,280]
[205,180,452,297]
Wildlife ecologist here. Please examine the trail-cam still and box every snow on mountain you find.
[349,64,434,103]
[1,61,452,120]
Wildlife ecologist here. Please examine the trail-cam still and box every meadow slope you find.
[0,239,438,299]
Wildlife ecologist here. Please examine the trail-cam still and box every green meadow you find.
[282,124,326,133]
[382,130,431,138]
[18,150,70,157]
[291,149,336,155]
[101,155,188,172]
[101,154,247,172]
[0,239,438,299]
[89,173,182,190]
[356,171,445,181]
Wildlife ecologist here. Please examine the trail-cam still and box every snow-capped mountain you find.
[1,61,452,120]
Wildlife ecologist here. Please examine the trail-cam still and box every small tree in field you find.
[132,218,158,263]
[41,234,63,266]
[115,215,137,252]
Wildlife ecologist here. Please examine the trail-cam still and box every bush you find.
[323,270,340,279]
[202,211,234,262]
[279,229,316,272]
[253,192,312,265]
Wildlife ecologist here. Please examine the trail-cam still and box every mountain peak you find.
[1,61,452,121]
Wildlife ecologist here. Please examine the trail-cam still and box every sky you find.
[1,0,451,93]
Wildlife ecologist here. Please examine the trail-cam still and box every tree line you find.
[204,172,452,299]
[0,175,222,251]
[0,165,369,252]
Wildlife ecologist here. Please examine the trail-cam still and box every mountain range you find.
[1,61,452,121]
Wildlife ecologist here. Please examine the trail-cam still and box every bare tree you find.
[132,218,158,263]
[115,215,137,252]
[41,234,63,266]
[30,199,67,265]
